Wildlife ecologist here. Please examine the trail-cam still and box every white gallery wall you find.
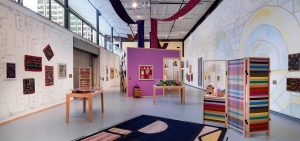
[184,0,300,119]
[0,0,73,123]
[99,47,120,89]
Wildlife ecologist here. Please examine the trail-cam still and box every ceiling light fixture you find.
[132,2,137,8]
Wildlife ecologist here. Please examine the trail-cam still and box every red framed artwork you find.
[45,66,54,86]
[139,65,153,80]
[24,55,42,72]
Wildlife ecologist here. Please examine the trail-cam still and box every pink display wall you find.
[127,48,180,97]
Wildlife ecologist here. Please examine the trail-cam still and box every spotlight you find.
[132,2,137,8]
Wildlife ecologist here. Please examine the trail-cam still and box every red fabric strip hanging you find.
[150,0,201,48]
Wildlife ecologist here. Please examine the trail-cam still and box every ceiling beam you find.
[183,0,223,41]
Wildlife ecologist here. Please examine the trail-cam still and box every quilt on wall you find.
[287,78,300,92]
[6,62,16,79]
[43,44,54,61]
[23,78,35,94]
[227,59,245,131]
[45,66,54,86]
[288,53,300,71]
[24,55,42,71]
[248,58,270,132]
[58,64,67,79]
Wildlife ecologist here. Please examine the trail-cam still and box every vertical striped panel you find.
[248,58,270,132]
[227,59,245,131]
[204,97,226,123]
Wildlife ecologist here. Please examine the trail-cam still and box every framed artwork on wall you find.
[43,44,54,61]
[45,66,54,86]
[58,63,67,79]
[139,65,153,80]
[110,67,114,79]
[198,58,203,87]
[287,78,300,92]
[23,78,35,94]
[288,53,300,71]
[4,62,16,80]
[24,55,42,71]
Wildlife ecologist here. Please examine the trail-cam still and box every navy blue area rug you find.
[75,115,227,141]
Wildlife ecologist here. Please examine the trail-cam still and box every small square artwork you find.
[110,67,114,79]
[24,55,42,71]
[288,53,300,71]
[139,65,153,80]
[287,78,300,92]
[23,78,35,94]
[217,76,220,81]
[58,64,67,79]
[45,66,54,86]
[43,44,54,61]
[5,62,16,79]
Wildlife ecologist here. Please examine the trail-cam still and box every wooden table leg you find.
[66,94,70,123]
[180,88,183,104]
[153,87,156,105]
[101,93,104,113]
[83,97,86,113]
[88,95,93,122]
[183,87,186,104]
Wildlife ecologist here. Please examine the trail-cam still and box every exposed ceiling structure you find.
[82,0,217,40]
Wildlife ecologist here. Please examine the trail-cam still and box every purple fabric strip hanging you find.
[109,0,135,24]
[109,0,145,47]
[137,20,144,48]
[150,0,201,48]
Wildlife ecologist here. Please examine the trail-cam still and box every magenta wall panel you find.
[127,48,180,97]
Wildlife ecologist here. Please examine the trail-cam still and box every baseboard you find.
[0,100,72,125]
[270,110,300,122]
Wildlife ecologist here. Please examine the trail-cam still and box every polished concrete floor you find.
[0,86,300,141]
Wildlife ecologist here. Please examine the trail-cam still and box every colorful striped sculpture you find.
[203,96,227,125]
[247,58,270,135]
[227,59,246,134]
[226,57,270,137]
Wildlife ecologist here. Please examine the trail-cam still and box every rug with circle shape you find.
[76,115,227,141]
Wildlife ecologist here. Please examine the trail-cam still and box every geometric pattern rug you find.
[75,115,227,141]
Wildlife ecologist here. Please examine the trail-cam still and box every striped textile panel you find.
[227,59,245,131]
[248,58,269,132]
[204,98,226,123]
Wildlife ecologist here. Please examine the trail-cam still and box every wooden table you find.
[66,90,104,123]
[153,85,185,105]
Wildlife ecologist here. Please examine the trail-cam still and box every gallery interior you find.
[0,0,300,141]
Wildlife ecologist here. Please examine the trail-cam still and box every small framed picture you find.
[4,62,16,80]
[139,65,153,80]
[58,63,67,79]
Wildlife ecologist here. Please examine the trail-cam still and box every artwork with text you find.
[139,65,153,80]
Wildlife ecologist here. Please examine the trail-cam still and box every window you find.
[83,22,92,41]
[23,0,50,19]
[99,34,105,47]
[92,29,97,44]
[51,0,64,26]
[70,13,82,36]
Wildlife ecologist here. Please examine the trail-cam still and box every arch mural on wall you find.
[215,31,235,60]
[244,24,288,70]
[240,6,300,118]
